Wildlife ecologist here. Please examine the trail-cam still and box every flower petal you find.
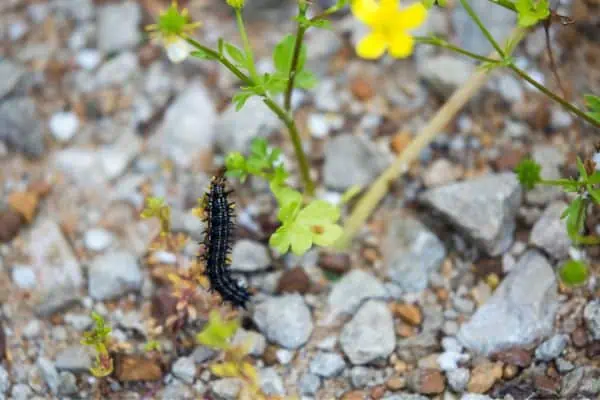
[356,32,388,59]
[311,223,343,247]
[289,224,313,256]
[388,31,414,58]
[166,38,192,63]
[397,2,427,30]
[350,0,379,25]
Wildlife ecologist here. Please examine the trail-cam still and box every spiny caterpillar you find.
[200,174,250,309]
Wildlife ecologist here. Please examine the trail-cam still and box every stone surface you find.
[55,345,93,372]
[309,352,346,378]
[253,294,313,349]
[467,362,503,393]
[584,300,600,340]
[419,55,475,98]
[447,367,469,392]
[114,355,162,382]
[49,111,79,143]
[84,228,114,252]
[230,240,271,272]
[530,201,570,259]
[37,358,59,395]
[340,300,395,365]
[0,59,25,99]
[0,97,45,157]
[259,367,285,395]
[94,52,139,88]
[327,269,388,316]
[323,134,389,191]
[97,1,141,52]
[526,145,565,205]
[88,251,142,300]
[407,368,445,395]
[535,334,569,361]
[210,378,243,400]
[458,250,559,355]
[299,373,321,395]
[172,357,196,384]
[383,215,446,293]
[421,173,521,256]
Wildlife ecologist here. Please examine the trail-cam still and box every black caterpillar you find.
[200,174,250,309]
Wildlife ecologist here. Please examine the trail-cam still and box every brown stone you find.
[263,345,279,366]
[533,375,560,395]
[0,210,22,243]
[318,253,350,274]
[114,355,162,382]
[341,390,368,400]
[468,362,503,393]
[408,368,445,395]
[276,267,310,294]
[492,146,526,171]
[492,348,532,367]
[0,320,5,361]
[571,327,588,348]
[586,341,600,358]
[390,131,412,154]
[392,303,422,326]
[503,364,519,380]
[350,78,375,101]
[386,376,405,391]
[151,288,178,325]
[370,385,386,399]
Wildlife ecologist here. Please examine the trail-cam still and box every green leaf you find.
[422,0,447,8]
[295,70,318,89]
[232,91,254,111]
[224,42,247,66]
[577,157,589,181]
[515,158,542,190]
[559,259,589,286]
[561,196,586,241]
[589,188,600,205]
[515,0,550,27]
[225,152,248,182]
[273,35,307,75]
[218,38,225,56]
[196,310,239,350]
[585,94,600,124]
[190,49,217,60]
[588,171,600,185]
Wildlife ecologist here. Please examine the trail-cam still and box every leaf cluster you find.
[140,197,171,236]
[225,138,289,185]
[515,0,550,27]
[585,94,600,124]
[81,312,114,378]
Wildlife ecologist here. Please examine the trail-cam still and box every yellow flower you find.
[146,1,201,63]
[351,0,427,59]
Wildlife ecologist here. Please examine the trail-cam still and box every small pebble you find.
[49,112,79,143]
[11,265,36,289]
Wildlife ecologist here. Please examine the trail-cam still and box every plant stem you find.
[415,36,499,64]
[184,37,316,195]
[509,64,600,127]
[487,0,517,12]
[459,0,505,58]
[284,11,308,111]
[235,8,259,81]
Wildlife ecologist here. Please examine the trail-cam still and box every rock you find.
[49,111,79,143]
[299,373,321,395]
[215,96,280,153]
[526,146,564,205]
[172,357,196,384]
[381,394,429,400]
[114,355,162,382]
[88,251,142,300]
[97,1,141,52]
[210,378,243,400]
[159,82,217,167]
[340,300,395,365]
[253,294,313,349]
[232,329,266,356]
[419,55,475,98]
[191,346,217,364]
[161,381,195,399]
[76,49,102,70]
[492,348,532,367]
[0,210,22,243]
[461,395,493,400]
[392,303,423,326]
[459,251,559,355]
[28,219,83,315]
[495,74,524,103]
[561,367,585,398]
[447,367,469,392]
[84,229,114,252]
[94,51,139,88]
[276,267,310,294]
[451,0,515,54]
[535,334,569,361]
[0,59,25,99]
[328,269,387,316]
[259,367,285,395]
[11,384,32,400]
[310,352,346,378]
[421,173,521,256]
[437,351,469,371]
[350,367,385,388]
[383,215,446,292]
[37,358,59,395]
[423,159,463,187]
[397,333,439,363]
[407,369,445,395]
[55,345,93,372]
[0,365,9,394]
[0,97,45,157]
[584,300,600,340]
[467,362,503,393]
[323,134,389,191]
[230,240,270,272]
[11,265,36,289]
[530,201,570,259]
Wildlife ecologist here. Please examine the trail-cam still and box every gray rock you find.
[159,82,217,167]
[535,334,569,361]
[97,1,141,52]
[299,373,320,395]
[562,367,585,398]
[458,250,559,355]
[340,300,395,365]
[94,52,139,88]
[191,346,217,364]
[253,294,313,349]
[37,358,59,395]
[382,394,429,400]
[526,146,565,205]
[556,358,575,373]
[419,55,475,98]
[530,201,570,259]
[64,313,93,331]
[11,384,32,400]
[0,59,25,99]
[323,134,389,191]
[584,300,600,340]
[421,173,521,256]
[57,371,77,395]
[495,74,524,103]
[461,395,493,400]
[0,366,9,394]
[327,269,388,315]
[232,329,266,356]
[350,366,385,388]
[309,352,346,378]
[84,229,114,252]
[49,111,79,143]
[55,345,93,372]
[259,367,285,395]
[383,216,446,293]
[88,251,142,300]
[0,97,45,157]
[451,0,515,54]
[161,381,195,399]
[447,367,469,392]
[172,357,196,384]
[215,96,280,153]
[11,265,36,289]
[397,333,439,362]
[230,240,271,272]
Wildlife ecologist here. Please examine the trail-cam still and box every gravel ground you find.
[1,0,600,399]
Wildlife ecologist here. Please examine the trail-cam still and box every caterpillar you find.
[200,174,250,309]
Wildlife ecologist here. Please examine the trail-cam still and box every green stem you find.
[509,64,600,127]
[284,6,309,111]
[185,36,316,195]
[415,36,499,64]
[459,0,505,57]
[488,0,517,12]
[235,8,259,81]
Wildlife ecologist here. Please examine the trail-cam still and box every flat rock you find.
[419,55,475,98]
[55,345,93,372]
[383,215,446,293]
[458,250,559,355]
[327,269,388,316]
[340,300,395,365]
[253,294,313,349]
[97,1,141,52]
[309,352,346,378]
[0,97,45,157]
[526,146,565,205]
[230,240,271,272]
[421,173,521,256]
[323,134,389,191]
[88,251,142,300]
[584,300,600,340]
[0,59,25,99]
[530,201,570,259]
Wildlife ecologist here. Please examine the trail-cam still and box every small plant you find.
[81,312,114,378]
